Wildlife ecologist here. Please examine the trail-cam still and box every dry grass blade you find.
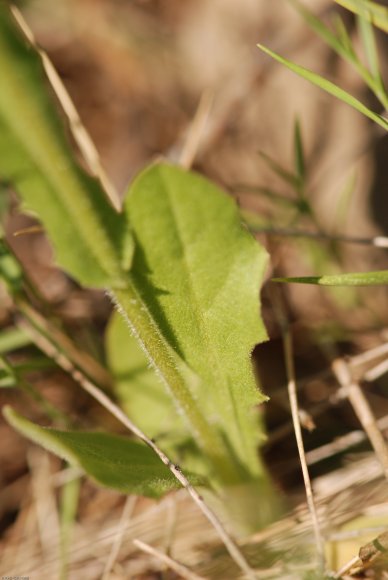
[332,359,388,480]
[17,298,112,390]
[273,291,326,572]
[178,89,214,170]
[101,496,137,580]
[18,308,258,580]
[282,329,326,569]
[133,539,206,580]
[306,413,388,465]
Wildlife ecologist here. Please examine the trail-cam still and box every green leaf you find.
[334,0,388,34]
[118,162,269,479]
[272,270,388,286]
[106,311,185,443]
[0,5,133,287]
[257,43,388,131]
[3,406,206,497]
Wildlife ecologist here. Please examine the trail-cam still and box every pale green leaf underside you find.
[123,163,268,475]
[0,5,132,287]
[334,0,388,33]
[106,311,185,442]
[273,270,388,286]
[257,43,388,131]
[3,406,206,497]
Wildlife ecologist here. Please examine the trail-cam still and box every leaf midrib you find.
[159,168,247,453]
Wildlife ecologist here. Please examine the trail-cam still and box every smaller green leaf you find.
[0,5,133,288]
[3,406,207,498]
[334,0,388,34]
[257,43,388,131]
[272,270,388,286]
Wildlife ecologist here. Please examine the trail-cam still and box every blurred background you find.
[1,0,388,577]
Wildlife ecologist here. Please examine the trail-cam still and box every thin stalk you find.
[112,284,239,485]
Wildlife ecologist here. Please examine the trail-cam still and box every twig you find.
[133,539,205,580]
[332,359,388,481]
[364,358,388,382]
[273,292,326,571]
[20,313,258,580]
[102,496,137,580]
[306,413,388,465]
[179,90,214,170]
[282,328,326,570]
[334,555,360,578]
[16,298,112,390]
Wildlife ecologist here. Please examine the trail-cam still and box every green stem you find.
[112,283,240,484]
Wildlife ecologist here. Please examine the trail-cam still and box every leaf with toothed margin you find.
[118,162,269,479]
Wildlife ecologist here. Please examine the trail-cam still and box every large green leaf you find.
[0,4,132,287]
[273,270,388,286]
[257,43,388,132]
[3,406,206,498]
[334,0,388,33]
[118,162,269,478]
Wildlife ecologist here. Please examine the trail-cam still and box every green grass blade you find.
[0,5,133,287]
[334,0,388,34]
[272,270,388,286]
[258,43,388,131]
[0,356,17,388]
[290,1,381,94]
[59,476,80,580]
[293,118,305,193]
[358,12,380,79]
[3,406,207,497]
[259,151,300,189]
[291,0,355,60]
[356,7,388,107]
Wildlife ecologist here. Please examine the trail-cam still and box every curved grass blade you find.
[257,43,388,131]
[0,5,132,287]
[3,406,207,498]
[334,0,388,34]
[272,270,388,286]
